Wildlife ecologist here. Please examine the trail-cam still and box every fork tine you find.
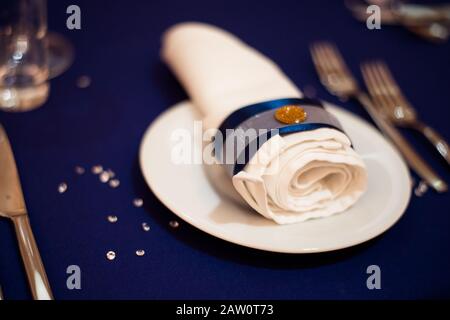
[311,41,360,99]
[371,62,401,108]
[361,63,392,113]
[311,41,356,86]
[311,43,335,81]
[364,63,393,111]
[373,61,412,109]
[360,64,380,104]
[317,42,347,77]
[310,44,328,83]
[322,43,350,76]
[370,62,407,111]
[315,43,335,69]
[374,61,398,90]
[311,44,337,90]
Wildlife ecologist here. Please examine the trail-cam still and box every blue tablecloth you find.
[0,0,449,300]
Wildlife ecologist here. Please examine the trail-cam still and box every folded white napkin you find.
[162,22,367,224]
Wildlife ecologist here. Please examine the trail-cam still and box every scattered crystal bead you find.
[76,75,91,89]
[106,251,116,261]
[142,222,150,232]
[58,183,68,194]
[107,215,118,223]
[99,171,110,183]
[92,165,103,174]
[74,166,85,175]
[106,169,116,178]
[133,198,143,207]
[109,179,120,188]
[414,181,428,197]
[135,250,145,257]
[169,220,179,228]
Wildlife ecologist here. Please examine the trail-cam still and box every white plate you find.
[139,101,411,253]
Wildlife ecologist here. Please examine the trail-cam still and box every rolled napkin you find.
[162,22,367,224]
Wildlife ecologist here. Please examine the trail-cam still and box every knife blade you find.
[0,129,27,217]
[0,125,54,300]
[346,0,450,25]
[396,3,450,26]
[345,0,450,42]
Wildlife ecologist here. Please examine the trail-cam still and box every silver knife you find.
[396,3,450,26]
[345,0,450,42]
[0,125,53,300]
[346,0,450,25]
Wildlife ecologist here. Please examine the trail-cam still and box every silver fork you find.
[361,61,450,166]
[310,41,447,193]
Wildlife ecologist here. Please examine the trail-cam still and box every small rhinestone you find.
[76,75,91,89]
[109,179,120,188]
[106,169,115,178]
[169,220,179,228]
[133,198,143,207]
[99,171,110,183]
[142,222,150,232]
[414,181,429,197]
[74,166,85,175]
[106,251,116,261]
[92,165,103,175]
[58,183,67,194]
[135,250,145,257]
[107,215,118,223]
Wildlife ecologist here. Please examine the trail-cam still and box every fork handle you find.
[11,215,54,300]
[355,92,447,193]
[413,122,450,166]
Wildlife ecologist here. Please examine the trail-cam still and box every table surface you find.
[0,0,449,300]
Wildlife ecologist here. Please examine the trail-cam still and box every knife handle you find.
[11,215,54,300]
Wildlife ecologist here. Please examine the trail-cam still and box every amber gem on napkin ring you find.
[274,105,308,124]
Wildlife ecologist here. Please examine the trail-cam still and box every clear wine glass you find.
[0,0,74,112]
